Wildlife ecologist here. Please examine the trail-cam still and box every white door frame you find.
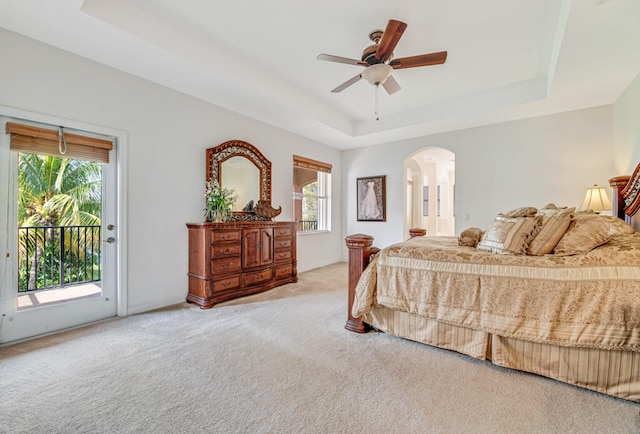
[0,105,128,343]
[403,147,456,237]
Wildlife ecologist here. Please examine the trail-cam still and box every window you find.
[293,155,331,232]
[423,186,429,217]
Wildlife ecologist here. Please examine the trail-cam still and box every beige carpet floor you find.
[1,262,639,433]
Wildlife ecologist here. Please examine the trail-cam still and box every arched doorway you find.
[404,148,455,236]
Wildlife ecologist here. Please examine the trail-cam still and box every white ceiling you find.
[1,0,639,150]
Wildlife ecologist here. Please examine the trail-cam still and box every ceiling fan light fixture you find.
[318,19,447,96]
[362,63,393,86]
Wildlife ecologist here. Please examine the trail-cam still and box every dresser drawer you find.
[274,250,292,262]
[213,275,241,292]
[274,238,292,249]
[211,243,241,258]
[274,264,293,278]
[211,258,241,274]
[274,227,293,238]
[212,230,241,243]
[242,269,272,286]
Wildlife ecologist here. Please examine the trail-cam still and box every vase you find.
[206,209,225,223]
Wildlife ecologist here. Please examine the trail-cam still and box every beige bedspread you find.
[353,234,640,351]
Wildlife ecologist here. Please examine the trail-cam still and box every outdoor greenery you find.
[18,153,102,291]
[302,181,318,223]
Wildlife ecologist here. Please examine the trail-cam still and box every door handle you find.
[104,237,115,244]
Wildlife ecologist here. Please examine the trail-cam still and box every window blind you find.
[6,122,114,163]
[293,155,332,173]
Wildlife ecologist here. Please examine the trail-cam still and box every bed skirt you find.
[362,306,640,402]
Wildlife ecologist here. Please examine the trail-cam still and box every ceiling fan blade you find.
[331,74,363,93]
[382,75,401,95]
[390,51,448,69]
[375,19,407,62]
[317,53,368,66]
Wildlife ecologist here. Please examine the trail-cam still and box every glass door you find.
[0,117,118,344]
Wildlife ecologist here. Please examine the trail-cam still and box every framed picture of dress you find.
[357,175,386,222]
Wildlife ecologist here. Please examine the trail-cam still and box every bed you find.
[345,164,640,402]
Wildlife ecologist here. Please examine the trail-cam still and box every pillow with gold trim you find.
[553,219,609,256]
[553,214,634,256]
[540,203,559,210]
[501,206,538,218]
[595,214,635,236]
[527,208,574,256]
[477,216,540,255]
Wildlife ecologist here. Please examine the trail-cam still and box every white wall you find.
[343,106,614,252]
[613,71,640,174]
[0,29,343,314]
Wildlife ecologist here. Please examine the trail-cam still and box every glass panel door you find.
[0,117,118,343]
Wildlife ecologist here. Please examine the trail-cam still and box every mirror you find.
[221,156,260,211]
[206,140,272,213]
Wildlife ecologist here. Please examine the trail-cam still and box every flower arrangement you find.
[204,178,237,222]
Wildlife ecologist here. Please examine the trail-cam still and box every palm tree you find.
[18,154,102,290]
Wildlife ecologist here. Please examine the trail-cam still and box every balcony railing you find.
[299,220,318,232]
[18,225,102,292]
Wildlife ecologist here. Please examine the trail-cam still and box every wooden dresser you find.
[186,221,297,308]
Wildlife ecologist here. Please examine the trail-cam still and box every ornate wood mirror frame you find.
[206,140,272,214]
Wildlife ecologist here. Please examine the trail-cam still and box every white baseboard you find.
[126,295,186,316]
[297,260,345,274]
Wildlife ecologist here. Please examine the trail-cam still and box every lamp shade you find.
[361,64,393,86]
[577,184,613,213]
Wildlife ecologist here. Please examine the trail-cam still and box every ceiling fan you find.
[317,19,447,96]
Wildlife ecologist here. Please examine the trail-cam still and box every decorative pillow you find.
[553,220,610,256]
[536,206,575,217]
[458,227,484,247]
[502,206,538,218]
[540,203,559,210]
[574,213,634,233]
[527,209,573,256]
[553,214,634,256]
[477,216,540,255]
[574,209,596,216]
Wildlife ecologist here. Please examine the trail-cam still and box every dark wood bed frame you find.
[345,169,640,332]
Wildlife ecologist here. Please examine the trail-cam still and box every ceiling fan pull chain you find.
[58,126,68,155]
[375,84,380,121]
